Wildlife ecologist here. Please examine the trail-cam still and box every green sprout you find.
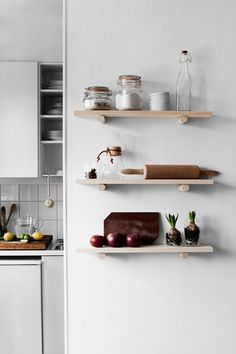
[165,213,179,228]
[189,211,196,223]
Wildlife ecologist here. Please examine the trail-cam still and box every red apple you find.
[126,233,141,247]
[90,235,105,248]
[106,233,126,247]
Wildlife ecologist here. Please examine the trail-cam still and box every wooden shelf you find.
[74,110,213,124]
[41,140,63,144]
[77,244,213,259]
[76,178,214,192]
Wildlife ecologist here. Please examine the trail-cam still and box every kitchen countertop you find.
[0,250,64,256]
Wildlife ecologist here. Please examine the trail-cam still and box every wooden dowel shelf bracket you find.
[178,115,188,124]
[97,115,106,124]
[98,184,106,191]
[177,184,190,192]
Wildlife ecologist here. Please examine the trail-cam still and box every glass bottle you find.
[176,50,192,111]
[115,75,143,110]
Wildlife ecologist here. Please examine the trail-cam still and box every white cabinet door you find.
[0,62,38,177]
[42,256,64,354]
[0,260,42,354]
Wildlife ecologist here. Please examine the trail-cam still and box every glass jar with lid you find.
[83,86,112,110]
[115,75,143,110]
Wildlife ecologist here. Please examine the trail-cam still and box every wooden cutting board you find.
[0,235,53,250]
[104,212,159,245]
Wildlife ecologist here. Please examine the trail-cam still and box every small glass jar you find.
[83,86,112,110]
[115,75,143,110]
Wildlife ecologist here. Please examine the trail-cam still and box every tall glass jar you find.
[83,86,112,110]
[115,75,143,110]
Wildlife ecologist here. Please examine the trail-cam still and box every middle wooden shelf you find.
[76,178,214,192]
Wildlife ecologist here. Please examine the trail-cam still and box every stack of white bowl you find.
[149,91,169,111]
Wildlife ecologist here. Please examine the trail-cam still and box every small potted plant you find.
[166,213,182,246]
[185,211,200,245]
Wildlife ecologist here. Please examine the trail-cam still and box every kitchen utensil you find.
[0,235,53,250]
[1,206,6,225]
[45,175,55,208]
[1,207,7,232]
[104,212,159,245]
[0,203,16,235]
[0,213,3,236]
[121,165,219,179]
[6,204,16,225]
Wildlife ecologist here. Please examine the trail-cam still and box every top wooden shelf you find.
[74,110,213,124]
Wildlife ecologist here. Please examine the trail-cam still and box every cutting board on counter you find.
[104,212,159,245]
[0,235,53,250]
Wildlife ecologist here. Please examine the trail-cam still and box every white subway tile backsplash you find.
[1,185,19,201]
[57,220,63,238]
[20,202,38,218]
[57,184,63,201]
[20,184,38,201]
[39,184,57,201]
[39,202,57,220]
[0,183,63,238]
[57,201,63,220]
[6,220,15,234]
[42,220,57,238]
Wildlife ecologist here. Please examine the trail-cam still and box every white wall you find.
[66,1,236,353]
[0,0,62,61]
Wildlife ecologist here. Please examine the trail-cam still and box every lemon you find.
[3,232,14,241]
[32,231,43,241]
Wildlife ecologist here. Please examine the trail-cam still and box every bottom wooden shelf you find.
[77,244,213,259]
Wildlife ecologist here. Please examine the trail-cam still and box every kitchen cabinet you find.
[0,255,64,354]
[0,62,38,178]
[42,255,64,354]
[0,259,42,354]
[39,63,63,176]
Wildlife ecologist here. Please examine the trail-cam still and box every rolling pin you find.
[121,165,219,179]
